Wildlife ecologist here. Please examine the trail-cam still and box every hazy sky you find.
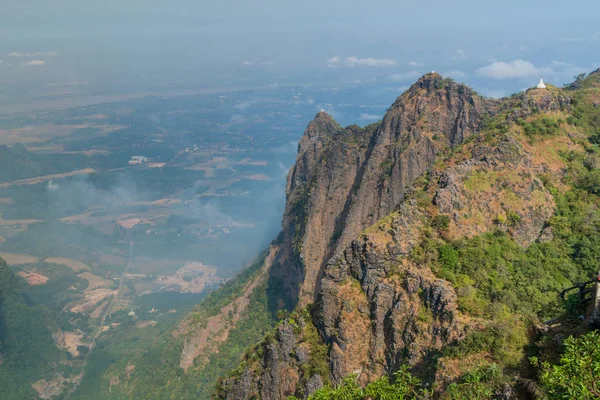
[1,0,600,110]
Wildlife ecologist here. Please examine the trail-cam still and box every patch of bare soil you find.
[116,217,156,229]
[63,331,85,357]
[32,375,70,399]
[69,289,116,314]
[17,270,49,285]
[135,320,158,328]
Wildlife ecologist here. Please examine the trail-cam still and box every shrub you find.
[431,215,451,231]
[532,330,600,399]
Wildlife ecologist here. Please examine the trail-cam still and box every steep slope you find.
[103,248,279,400]
[102,71,600,400]
[0,258,65,399]
[102,74,494,399]
[218,78,600,398]
[269,73,495,310]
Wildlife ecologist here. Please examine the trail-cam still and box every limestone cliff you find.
[269,73,495,310]
[217,76,600,399]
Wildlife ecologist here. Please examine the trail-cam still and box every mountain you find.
[0,258,65,399]
[108,71,600,399]
[268,74,494,311]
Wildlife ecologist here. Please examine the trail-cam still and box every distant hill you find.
[0,258,63,399]
[0,143,93,183]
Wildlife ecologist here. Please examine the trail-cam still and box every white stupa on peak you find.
[537,78,547,89]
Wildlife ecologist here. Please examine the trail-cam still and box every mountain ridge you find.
[217,72,600,398]
[106,70,600,399]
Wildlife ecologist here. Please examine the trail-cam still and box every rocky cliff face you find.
[217,78,588,399]
[269,73,495,310]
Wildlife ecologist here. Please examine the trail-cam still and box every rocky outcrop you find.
[503,87,571,123]
[431,133,556,247]
[220,202,467,399]
[217,73,581,400]
[268,73,495,310]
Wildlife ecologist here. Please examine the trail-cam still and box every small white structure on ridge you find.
[537,78,547,89]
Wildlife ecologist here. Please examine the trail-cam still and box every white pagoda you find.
[537,78,547,89]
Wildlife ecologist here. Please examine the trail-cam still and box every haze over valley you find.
[2,1,600,399]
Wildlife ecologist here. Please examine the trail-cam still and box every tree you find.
[532,330,600,399]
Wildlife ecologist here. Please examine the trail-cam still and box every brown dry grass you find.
[0,217,43,226]
[0,168,95,188]
[63,331,84,357]
[44,257,91,273]
[0,252,39,264]
[0,123,127,145]
[78,272,113,291]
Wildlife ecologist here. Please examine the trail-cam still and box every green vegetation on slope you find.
[302,366,428,400]
[280,77,600,399]
[533,330,600,399]
[103,250,276,399]
[0,258,64,399]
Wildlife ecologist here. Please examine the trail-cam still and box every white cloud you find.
[408,61,422,67]
[559,37,584,43]
[8,52,58,57]
[234,100,256,110]
[242,60,273,66]
[387,71,421,81]
[326,56,397,68]
[453,49,467,60]
[230,114,247,123]
[476,59,550,79]
[359,113,382,121]
[444,70,467,79]
[476,59,587,80]
[548,61,587,78]
[22,60,46,66]
[347,57,396,67]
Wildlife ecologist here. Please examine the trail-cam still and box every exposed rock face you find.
[503,87,571,123]
[217,73,576,400]
[269,73,494,310]
[220,203,466,399]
